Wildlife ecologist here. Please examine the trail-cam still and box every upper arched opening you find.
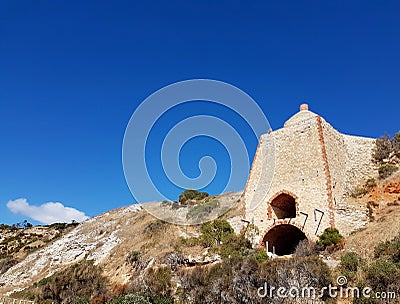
[270,193,297,219]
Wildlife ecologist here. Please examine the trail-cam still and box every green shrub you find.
[365,178,377,189]
[352,282,380,304]
[365,260,400,291]
[180,236,201,247]
[182,220,252,259]
[392,131,400,156]
[178,189,209,204]
[144,267,173,298]
[160,200,172,207]
[0,224,12,230]
[374,234,400,263]
[171,202,180,209]
[200,220,234,247]
[0,256,18,275]
[351,179,376,198]
[317,228,343,249]
[145,219,168,236]
[251,248,269,263]
[183,220,257,260]
[335,233,400,303]
[373,135,392,163]
[108,294,151,304]
[216,233,252,258]
[47,221,79,230]
[244,224,260,245]
[126,251,141,265]
[350,186,368,198]
[378,164,398,179]
[341,252,360,272]
[340,252,361,281]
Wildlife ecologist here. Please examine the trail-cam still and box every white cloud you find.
[7,198,89,225]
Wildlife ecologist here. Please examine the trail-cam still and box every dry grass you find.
[340,205,400,258]
[101,208,198,286]
[333,173,400,260]
[100,193,243,286]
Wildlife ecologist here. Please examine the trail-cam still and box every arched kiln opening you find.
[262,224,307,256]
[270,193,297,219]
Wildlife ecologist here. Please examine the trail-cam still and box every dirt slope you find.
[337,172,400,258]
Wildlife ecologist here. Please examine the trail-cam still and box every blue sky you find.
[0,1,399,225]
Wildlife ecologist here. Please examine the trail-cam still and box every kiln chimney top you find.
[300,104,309,111]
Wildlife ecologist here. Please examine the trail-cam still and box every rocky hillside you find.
[0,193,242,296]
[0,173,400,303]
[0,222,78,275]
[339,171,400,257]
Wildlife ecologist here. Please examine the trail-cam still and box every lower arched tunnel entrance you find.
[262,224,307,256]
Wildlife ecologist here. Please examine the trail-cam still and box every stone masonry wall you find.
[343,134,376,193]
[333,134,375,236]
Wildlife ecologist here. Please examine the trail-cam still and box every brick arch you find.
[267,190,299,219]
[259,221,311,255]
